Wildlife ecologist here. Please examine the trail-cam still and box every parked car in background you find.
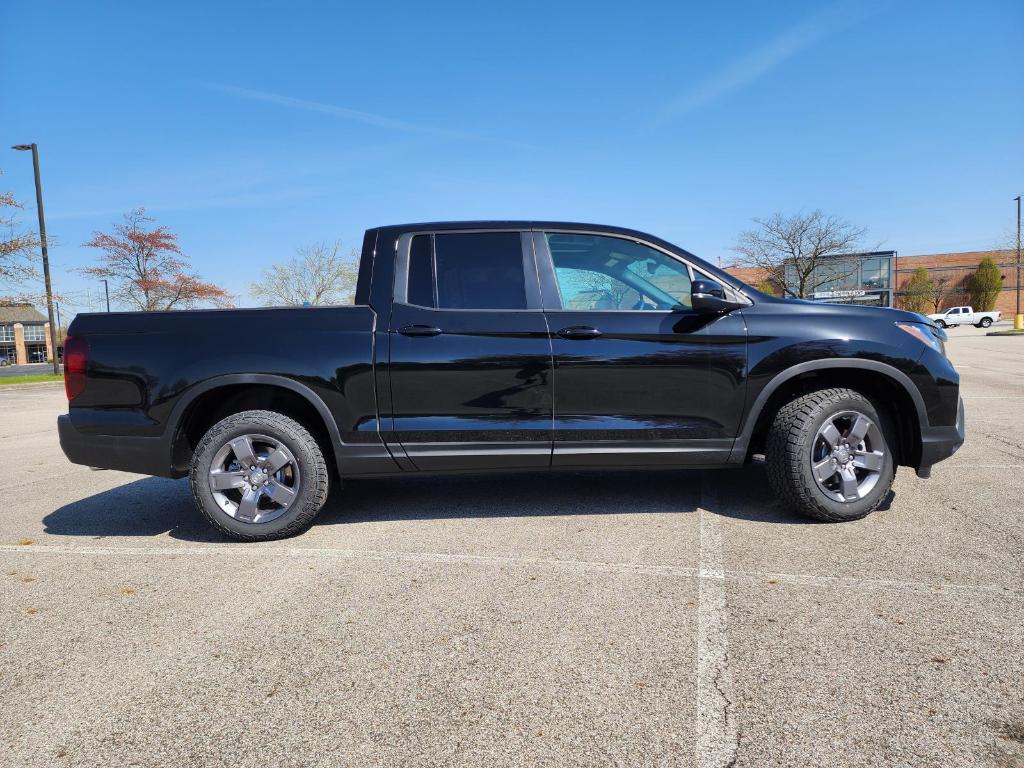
[927,306,1000,328]
[0,356,10,366]
[59,221,964,540]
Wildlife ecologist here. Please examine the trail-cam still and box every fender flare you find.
[729,358,928,462]
[167,373,343,449]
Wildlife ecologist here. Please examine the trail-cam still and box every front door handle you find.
[557,325,602,339]
[398,324,443,337]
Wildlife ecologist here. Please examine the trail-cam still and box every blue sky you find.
[2,0,1021,317]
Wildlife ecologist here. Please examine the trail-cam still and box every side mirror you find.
[691,279,747,314]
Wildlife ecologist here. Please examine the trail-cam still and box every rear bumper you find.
[915,397,965,478]
[58,415,177,477]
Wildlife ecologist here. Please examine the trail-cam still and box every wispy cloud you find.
[661,2,867,119]
[48,186,323,221]
[206,83,539,150]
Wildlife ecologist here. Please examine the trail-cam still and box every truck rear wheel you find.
[766,388,895,522]
[979,317,993,328]
[189,409,329,541]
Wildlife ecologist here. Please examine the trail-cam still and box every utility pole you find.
[1015,195,1022,331]
[102,278,111,312]
[11,143,60,374]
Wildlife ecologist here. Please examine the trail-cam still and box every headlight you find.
[896,321,946,355]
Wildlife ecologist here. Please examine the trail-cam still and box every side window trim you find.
[534,229,704,313]
[393,230,543,313]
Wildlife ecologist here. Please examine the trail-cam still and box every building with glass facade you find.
[783,251,896,307]
[0,303,51,365]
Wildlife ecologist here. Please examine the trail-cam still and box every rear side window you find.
[407,235,435,307]
[405,232,528,310]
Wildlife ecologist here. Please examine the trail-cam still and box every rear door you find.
[534,230,747,467]
[387,229,553,470]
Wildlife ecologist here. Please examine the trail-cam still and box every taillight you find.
[64,336,88,401]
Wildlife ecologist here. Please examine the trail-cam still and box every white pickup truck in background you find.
[927,305,1001,328]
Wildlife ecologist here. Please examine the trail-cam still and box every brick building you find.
[894,249,1021,314]
[0,304,54,365]
[725,249,1022,314]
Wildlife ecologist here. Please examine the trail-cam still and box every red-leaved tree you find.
[81,209,232,311]
[1,190,39,287]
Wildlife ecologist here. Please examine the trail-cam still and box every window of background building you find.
[810,258,859,293]
[861,256,890,290]
[23,325,45,342]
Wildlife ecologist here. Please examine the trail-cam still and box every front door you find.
[387,230,553,471]
[534,231,747,467]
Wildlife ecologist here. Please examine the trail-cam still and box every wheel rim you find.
[208,433,301,524]
[810,410,885,503]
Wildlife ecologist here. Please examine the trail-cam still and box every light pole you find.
[101,278,110,312]
[1015,195,1022,331]
[11,143,60,374]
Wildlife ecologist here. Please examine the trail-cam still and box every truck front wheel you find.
[189,409,329,541]
[766,388,895,522]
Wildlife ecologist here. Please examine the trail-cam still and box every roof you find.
[0,303,47,324]
[896,249,1016,270]
[370,220,745,290]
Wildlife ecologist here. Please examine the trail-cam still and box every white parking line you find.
[0,542,702,577]
[958,397,1024,403]
[943,464,1024,469]
[695,474,739,768]
[1,542,1019,599]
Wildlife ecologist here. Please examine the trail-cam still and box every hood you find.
[766,295,933,325]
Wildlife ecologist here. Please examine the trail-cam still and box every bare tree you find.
[81,209,232,311]
[732,210,869,299]
[929,274,960,313]
[250,241,359,306]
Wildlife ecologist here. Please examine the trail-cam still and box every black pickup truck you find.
[59,221,964,540]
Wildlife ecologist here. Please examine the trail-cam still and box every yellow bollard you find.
[1015,314,1024,331]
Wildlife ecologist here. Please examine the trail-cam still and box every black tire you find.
[936,319,947,328]
[980,317,993,328]
[189,409,329,541]
[766,388,895,522]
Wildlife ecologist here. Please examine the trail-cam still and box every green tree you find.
[967,257,1003,311]
[901,267,933,313]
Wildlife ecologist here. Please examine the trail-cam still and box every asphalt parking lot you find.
[2,324,1022,767]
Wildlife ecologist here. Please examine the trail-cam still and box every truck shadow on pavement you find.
[43,466,892,542]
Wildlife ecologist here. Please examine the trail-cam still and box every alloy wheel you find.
[208,433,301,524]
[810,411,885,503]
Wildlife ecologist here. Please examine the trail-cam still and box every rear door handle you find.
[557,325,602,339]
[398,324,443,337]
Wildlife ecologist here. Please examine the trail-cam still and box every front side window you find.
[546,233,692,311]
[405,232,528,310]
